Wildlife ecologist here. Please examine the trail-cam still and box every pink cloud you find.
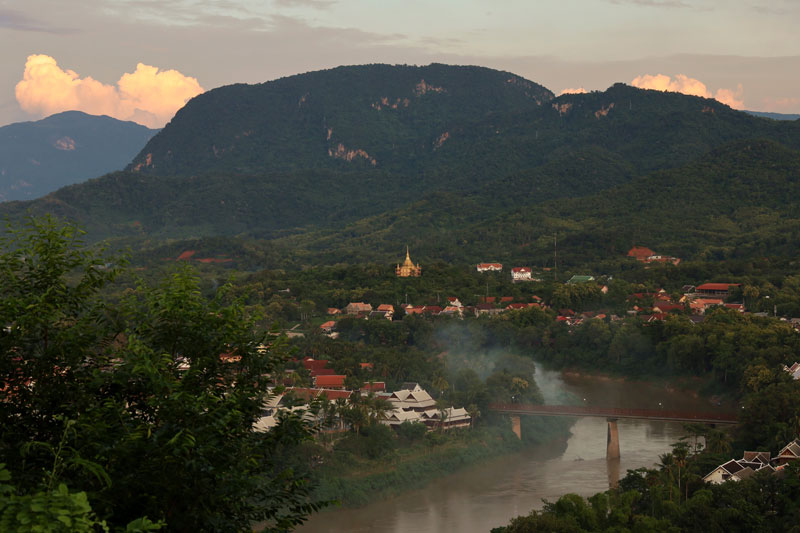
[559,87,588,95]
[15,54,204,128]
[630,73,744,109]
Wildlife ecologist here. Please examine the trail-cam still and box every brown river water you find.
[297,367,736,533]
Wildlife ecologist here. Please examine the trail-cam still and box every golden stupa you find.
[396,246,421,277]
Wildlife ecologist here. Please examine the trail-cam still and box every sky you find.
[2,0,799,128]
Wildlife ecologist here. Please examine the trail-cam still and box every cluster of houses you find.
[703,439,800,484]
[254,357,471,433]
[321,295,547,334]
[475,263,544,282]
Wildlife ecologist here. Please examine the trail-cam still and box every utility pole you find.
[554,233,558,282]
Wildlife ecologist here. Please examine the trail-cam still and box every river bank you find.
[297,366,737,533]
[310,415,573,508]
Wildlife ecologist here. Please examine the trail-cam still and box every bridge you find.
[488,403,738,460]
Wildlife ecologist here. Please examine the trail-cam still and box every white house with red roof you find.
[511,266,532,281]
[477,263,503,272]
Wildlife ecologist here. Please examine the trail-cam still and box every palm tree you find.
[704,428,732,455]
[467,403,481,429]
[432,375,449,399]
[658,452,675,502]
[671,442,689,503]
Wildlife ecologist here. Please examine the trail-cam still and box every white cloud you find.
[630,73,744,109]
[559,87,588,95]
[15,54,203,128]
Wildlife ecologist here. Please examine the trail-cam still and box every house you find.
[424,305,443,315]
[345,302,373,315]
[442,305,464,318]
[314,375,346,389]
[404,304,426,315]
[653,303,685,314]
[420,407,471,430]
[627,246,655,261]
[369,310,391,320]
[506,303,529,311]
[380,387,437,412]
[319,321,336,333]
[477,263,503,272]
[627,246,680,265]
[567,275,595,284]
[396,247,422,277]
[327,307,341,315]
[475,303,502,316]
[784,362,800,380]
[361,381,386,392]
[446,297,463,308]
[500,296,514,303]
[774,440,800,466]
[724,303,745,313]
[301,357,331,377]
[377,304,395,316]
[696,283,741,298]
[511,267,532,281]
[703,459,761,484]
[689,298,724,315]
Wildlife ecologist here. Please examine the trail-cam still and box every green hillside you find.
[275,139,800,267]
[3,64,800,269]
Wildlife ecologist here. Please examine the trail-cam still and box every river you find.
[297,367,736,533]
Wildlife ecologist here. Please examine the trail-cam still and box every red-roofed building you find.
[362,382,385,392]
[404,305,426,315]
[724,303,745,313]
[481,296,497,304]
[628,246,655,261]
[506,303,528,310]
[302,358,335,377]
[696,283,741,297]
[320,321,336,333]
[477,263,503,272]
[345,302,373,315]
[314,375,346,389]
[653,303,685,313]
[424,306,443,315]
[327,307,341,315]
[288,387,353,402]
[500,296,514,303]
[360,362,374,370]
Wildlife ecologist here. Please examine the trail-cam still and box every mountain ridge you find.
[0,111,158,202]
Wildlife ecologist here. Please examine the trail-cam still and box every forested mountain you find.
[277,139,800,267]
[3,64,800,268]
[0,111,157,202]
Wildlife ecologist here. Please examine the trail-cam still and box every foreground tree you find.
[0,217,324,531]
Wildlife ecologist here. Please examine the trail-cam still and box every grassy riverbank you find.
[309,415,573,508]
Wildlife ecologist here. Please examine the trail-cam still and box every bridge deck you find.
[488,403,738,424]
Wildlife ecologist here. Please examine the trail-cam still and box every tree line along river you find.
[297,366,736,533]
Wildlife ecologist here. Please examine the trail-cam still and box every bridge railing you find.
[488,403,738,423]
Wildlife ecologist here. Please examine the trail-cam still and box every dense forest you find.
[2,64,800,272]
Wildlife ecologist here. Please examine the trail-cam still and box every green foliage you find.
[0,217,325,531]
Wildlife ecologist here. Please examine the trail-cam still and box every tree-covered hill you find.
[273,139,800,267]
[4,64,800,269]
[0,111,157,202]
[127,63,553,177]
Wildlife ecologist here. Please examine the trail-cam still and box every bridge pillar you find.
[511,415,522,440]
[606,418,620,460]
